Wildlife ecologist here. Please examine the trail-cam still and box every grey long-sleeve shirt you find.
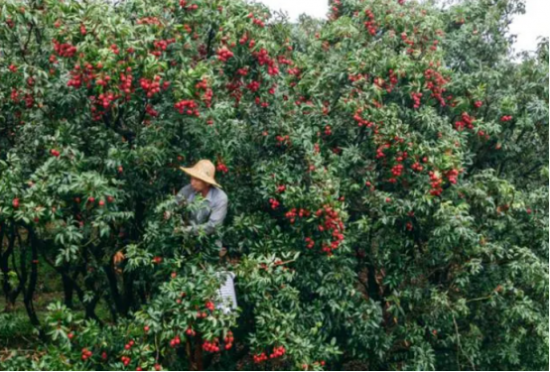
[175,184,228,240]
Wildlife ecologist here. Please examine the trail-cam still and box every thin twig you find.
[451,312,476,371]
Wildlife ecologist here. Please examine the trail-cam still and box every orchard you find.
[0,0,548,370]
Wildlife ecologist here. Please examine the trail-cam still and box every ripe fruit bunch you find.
[174,100,199,116]
[253,352,268,364]
[169,335,181,348]
[81,348,93,361]
[202,339,220,353]
[315,205,345,255]
[269,345,286,359]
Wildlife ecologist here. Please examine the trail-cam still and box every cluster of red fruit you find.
[389,164,404,183]
[9,64,17,73]
[202,339,221,353]
[500,115,513,122]
[411,92,423,109]
[195,79,213,107]
[196,310,208,319]
[24,93,34,108]
[81,348,93,361]
[205,300,215,311]
[179,0,198,10]
[411,161,424,172]
[169,335,181,348]
[305,237,315,249]
[285,207,311,224]
[454,112,475,131]
[276,134,291,146]
[253,48,279,76]
[294,96,313,107]
[239,32,250,46]
[145,104,159,117]
[217,47,234,62]
[401,32,415,46]
[237,66,249,77]
[323,125,332,136]
[364,9,377,35]
[247,80,261,92]
[269,345,286,359]
[247,13,265,28]
[174,100,199,116]
[373,70,399,94]
[474,100,483,108]
[53,40,77,58]
[376,143,391,159]
[50,148,61,157]
[329,0,341,19]
[239,34,256,49]
[287,67,301,77]
[277,55,293,66]
[446,168,459,184]
[302,361,326,370]
[269,198,280,210]
[224,331,234,350]
[216,163,228,173]
[429,171,443,196]
[276,185,286,193]
[253,352,268,364]
[353,108,374,127]
[136,16,161,26]
[96,92,117,109]
[95,75,110,87]
[120,355,132,366]
[110,44,120,55]
[253,346,286,364]
[424,68,448,107]
[387,69,399,93]
[67,62,102,89]
[316,205,345,255]
[124,339,135,350]
[254,96,269,108]
[140,76,162,98]
[10,88,19,103]
[152,38,175,57]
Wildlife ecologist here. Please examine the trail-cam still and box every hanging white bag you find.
[215,270,237,314]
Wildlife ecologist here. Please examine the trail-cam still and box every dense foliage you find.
[0,0,547,370]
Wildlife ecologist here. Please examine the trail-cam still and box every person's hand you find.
[113,250,125,265]
[174,225,193,235]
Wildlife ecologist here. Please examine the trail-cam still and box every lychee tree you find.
[0,0,547,370]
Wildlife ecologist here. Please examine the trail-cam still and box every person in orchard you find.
[112,159,228,266]
[173,159,229,257]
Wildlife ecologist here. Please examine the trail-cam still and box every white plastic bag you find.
[215,271,237,314]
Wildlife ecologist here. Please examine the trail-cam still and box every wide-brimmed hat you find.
[179,159,221,188]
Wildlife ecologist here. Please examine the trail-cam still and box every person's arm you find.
[181,195,228,236]
[175,184,193,205]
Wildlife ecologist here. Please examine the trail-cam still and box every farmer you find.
[173,159,229,257]
[113,159,228,265]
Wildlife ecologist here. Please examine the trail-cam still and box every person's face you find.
[190,177,210,193]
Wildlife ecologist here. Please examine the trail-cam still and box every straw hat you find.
[179,159,221,188]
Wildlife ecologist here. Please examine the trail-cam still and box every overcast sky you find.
[254,0,548,53]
